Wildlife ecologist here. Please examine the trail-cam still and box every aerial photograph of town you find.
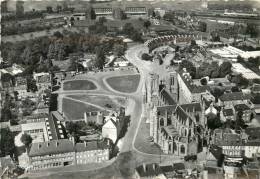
[0,0,260,178]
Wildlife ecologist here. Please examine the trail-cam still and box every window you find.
[180,145,185,154]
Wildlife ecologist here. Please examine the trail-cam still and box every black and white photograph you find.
[0,0,260,178]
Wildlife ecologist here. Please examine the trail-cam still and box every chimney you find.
[143,163,146,172]
[84,141,87,147]
[56,141,59,147]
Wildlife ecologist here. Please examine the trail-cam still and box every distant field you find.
[63,80,97,91]
[106,74,140,93]
[67,95,126,109]
[62,98,101,120]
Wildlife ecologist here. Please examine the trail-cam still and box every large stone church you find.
[143,70,208,156]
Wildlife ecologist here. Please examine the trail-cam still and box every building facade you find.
[28,139,110,171]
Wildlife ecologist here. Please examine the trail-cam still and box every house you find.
[33,72,51,92]
[21,112,65,143]
[27,139,110,171]
[220,108,234,122]
[134,163,165,179]
[218,92,252,108]
[101,109,125,143]
[113,56,129,67]
[21,115,49,143]
[14,76,27,99]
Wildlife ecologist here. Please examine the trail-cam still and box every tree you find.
[46,6,53,13]
[141,53,152,61]
[20,133,32,148]
[53,31,63,39]
[207,115,222,130]
[95,46,106,69]
[211,87,225,100]
[0,128,15,157]
[190,39,197,47]
[122,23,135,36]
[246,23,258,38]
[26,77,38,92]
[179,60,196,78]
[235,111,247,130]
[113,44,126,57]
[98,17,107,25]
[200,78,207,85]
[130,30,143,42]
[56,5,62,13]
[219,61,232,77]
[198,21,207,32]
[143,20,151,29]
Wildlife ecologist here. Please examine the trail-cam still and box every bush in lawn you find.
[141,53,152,61]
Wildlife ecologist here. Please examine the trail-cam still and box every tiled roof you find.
[29,140,109,157]
[161,125,178,137]
[180,103,202,113]
[175,105,192,125]
[234,104,250,111]
[29,139,75,157]
[178,70,209,94]
[219,92,251,102]
[75,141,109,152]
[135,163,162,177]
[46,112,65,140]
[157,105,176,115]
[160,89,177,105]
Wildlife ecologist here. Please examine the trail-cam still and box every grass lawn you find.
[67,95,125,109]
[106,75,140,93]
[63,80,97,91]
[62,98,101,120]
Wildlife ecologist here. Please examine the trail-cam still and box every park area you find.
[63,80,97,91]
[67,95,126,110]
[62,98,101,120]
[106,75,140,93]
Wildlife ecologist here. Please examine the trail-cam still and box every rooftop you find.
[29,139,109,157]
[219,92,251,102]
[161,125,178,137]
[157,105,176,116]
[180,103,202,113]
[160,88,177,105]
[223,108,234,116]
[178,70,209,94]
[234,104,250,111]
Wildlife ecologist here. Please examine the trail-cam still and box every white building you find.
[102,109,124,143]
